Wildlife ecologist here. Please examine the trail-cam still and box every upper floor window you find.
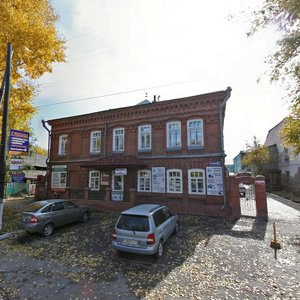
[138,125,151,150]
[113,128,124,152]
[187,119,204,147]
[188,169,205,194]
[89,171,100,191]
[58,134,68,155]
[167,121,181,149]
[90,130,101,153]
[138,170,151,192]
[167,169,182,193]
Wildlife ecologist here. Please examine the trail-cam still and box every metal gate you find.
[240,184,256,217]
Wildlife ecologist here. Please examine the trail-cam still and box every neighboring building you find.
[225,164,234,173]
[233,151,247,173]
[6,154,47,196]
[45,88,232,216]
[264,119,300,192]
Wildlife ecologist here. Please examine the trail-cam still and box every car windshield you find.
[117,214,149,232]
[23,202,46,212]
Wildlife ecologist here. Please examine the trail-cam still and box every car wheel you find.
[82,212,89,222]
[155,240,163,259]
[42,223,54,237]
[173,222,179,234]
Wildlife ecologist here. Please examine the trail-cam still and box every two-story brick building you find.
[45,87,232,216]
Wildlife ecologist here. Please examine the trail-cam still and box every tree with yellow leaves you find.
[0,0,65,133]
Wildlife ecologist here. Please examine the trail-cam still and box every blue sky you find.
[32,0,290,162]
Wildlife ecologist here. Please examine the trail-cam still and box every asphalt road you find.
[0,195,299,299]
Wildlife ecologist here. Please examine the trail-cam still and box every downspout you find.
[220,87,232,210]
[41,120,51,163]
[42,120,51,199]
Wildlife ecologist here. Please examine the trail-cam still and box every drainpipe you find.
[220,87,232,210]
[41,120,51,163]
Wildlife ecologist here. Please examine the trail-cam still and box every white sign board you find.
[152,167,165,193]
[10,158,24,170]
[51,165,67,189]
[206,166,224,196]
[115,168,127,175]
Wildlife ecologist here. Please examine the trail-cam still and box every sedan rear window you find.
[23,202,46,212]
[117,214,149,232]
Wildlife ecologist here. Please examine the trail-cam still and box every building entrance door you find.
[112,174,124,201]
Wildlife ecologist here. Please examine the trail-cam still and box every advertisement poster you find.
[51,165,67,190]
[8,129,30,156]
[10,158,24,170]
[206,166,224,196]
[152,167,165,193]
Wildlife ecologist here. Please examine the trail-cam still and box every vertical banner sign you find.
[152,167,165,193]
[8,129,30,156]
[206,166,224,196]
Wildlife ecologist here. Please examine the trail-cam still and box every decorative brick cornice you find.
[48,88,230,131]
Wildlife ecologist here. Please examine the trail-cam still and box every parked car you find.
[17,199,91,237]
[112,204,179,258]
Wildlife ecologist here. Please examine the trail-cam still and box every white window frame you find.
[167,169,182,193]
[138,125,152,150]
[89,170,100,191]
[167,121,181,148]
[58,134,68,155]
[90,130,101,153]
[188,169,206,195]
[187,119,204,147]
[113,128,124,152]
[138,170,151,192]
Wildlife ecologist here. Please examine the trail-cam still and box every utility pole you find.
[0,43,13,230]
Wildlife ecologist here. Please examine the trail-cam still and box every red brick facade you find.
[46,88,233,216]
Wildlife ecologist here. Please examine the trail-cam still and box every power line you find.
[37,77,217,108]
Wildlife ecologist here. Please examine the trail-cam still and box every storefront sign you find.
[10,158,24,170]
[12,173,25,183]
[8,129,30,156]
[152,167,165,193]
[115,168,127,175]
[206,166,224,196]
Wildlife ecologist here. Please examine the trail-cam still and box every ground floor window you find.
[89,171,100,190]
[188,169,205,194]
[138,170,151,192]
[167,169,182,193]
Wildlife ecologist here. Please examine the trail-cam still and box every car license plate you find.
[122,238,139,247]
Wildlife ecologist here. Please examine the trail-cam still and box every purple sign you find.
[8,129,30,155]
[12,173,25,183]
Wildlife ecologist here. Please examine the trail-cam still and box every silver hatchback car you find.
[112,204,179,258]
[18,199,91,237]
